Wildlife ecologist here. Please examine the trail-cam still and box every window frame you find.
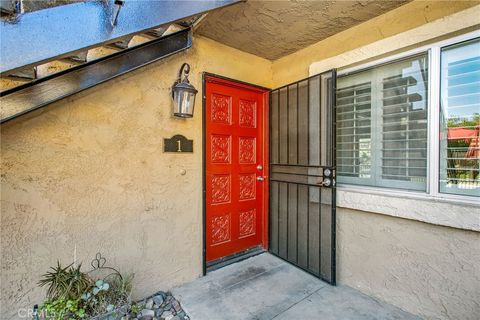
[337,30,480,204]
[336,53,430,191]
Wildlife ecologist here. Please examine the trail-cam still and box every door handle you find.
[320,178,331,187]
[257,176,265,181]
[317,177,335,187]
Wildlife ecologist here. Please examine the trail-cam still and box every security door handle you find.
[320,178,332,187]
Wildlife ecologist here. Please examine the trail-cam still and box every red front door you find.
[205,75,269,263]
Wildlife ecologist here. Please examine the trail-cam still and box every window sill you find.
[336,185,480,232]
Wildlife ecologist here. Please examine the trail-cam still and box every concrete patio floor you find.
[172,253,421,320]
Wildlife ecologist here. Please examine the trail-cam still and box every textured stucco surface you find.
[0,35,272,320]
[198,0,410,60]
[271,0,480,87]
[2,2,480,320]
[309,4,480,76]
[337,208,480,320]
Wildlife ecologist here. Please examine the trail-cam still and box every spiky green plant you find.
[38,262,92,299]
[109,273,134,305]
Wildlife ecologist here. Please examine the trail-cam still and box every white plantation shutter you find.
[336,54,428,191]
[336,81,372,182]
[440,38,480,197]
[380,62,428,190]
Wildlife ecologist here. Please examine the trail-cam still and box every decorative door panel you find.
[205,76,268,263]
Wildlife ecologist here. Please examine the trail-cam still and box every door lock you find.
[257,176,265,181]
[257,164,263,171]
[317,167,335,188]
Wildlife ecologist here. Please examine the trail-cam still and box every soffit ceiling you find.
[197,0,411,60]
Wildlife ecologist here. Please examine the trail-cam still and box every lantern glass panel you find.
[174,89,196,117]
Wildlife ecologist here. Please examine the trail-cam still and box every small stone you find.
[145,298,154,309]
[141,316,153,320]
[171,316,180,320]
[142,309,155,317]
[171,299,182,312]
[163,302,172,311]
[160,310,173,320]
[114,305,127,317]
[153,295,164,306]
[176,311,186,319]
[155,308,164,317]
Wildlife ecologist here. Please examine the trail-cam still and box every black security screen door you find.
[269,70,336,285]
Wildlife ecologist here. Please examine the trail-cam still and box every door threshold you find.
[206,246,265,273]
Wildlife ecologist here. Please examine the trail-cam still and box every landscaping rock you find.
[145,298,154,310]
[171,299,182,312]
[160,311,174,320]
[153,294,164,306]
[94,291,188,320]
[154,308,164,317]
[141,309,155,318]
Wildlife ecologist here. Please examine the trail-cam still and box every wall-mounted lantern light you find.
[172,63,197,118]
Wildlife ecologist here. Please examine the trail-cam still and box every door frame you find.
[202,72,270,275]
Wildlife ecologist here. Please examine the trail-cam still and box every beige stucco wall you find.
[0,36,272,319]
[272,0,479,88]
[337,208,480,320]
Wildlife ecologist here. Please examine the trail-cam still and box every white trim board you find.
[337,187,480,232]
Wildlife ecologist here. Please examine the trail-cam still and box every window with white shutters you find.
[440,38,480,197]
[336,54,429,191]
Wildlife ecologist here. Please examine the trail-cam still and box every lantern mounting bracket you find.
[172,63,191,99]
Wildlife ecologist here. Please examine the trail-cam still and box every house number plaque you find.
[164,135,193,153]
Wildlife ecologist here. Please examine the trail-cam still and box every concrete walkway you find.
[172,253,421,320]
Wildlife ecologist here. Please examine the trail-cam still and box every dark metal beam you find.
[0,0,242,74]
[0,28,192,123]
[0,0,21,15]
